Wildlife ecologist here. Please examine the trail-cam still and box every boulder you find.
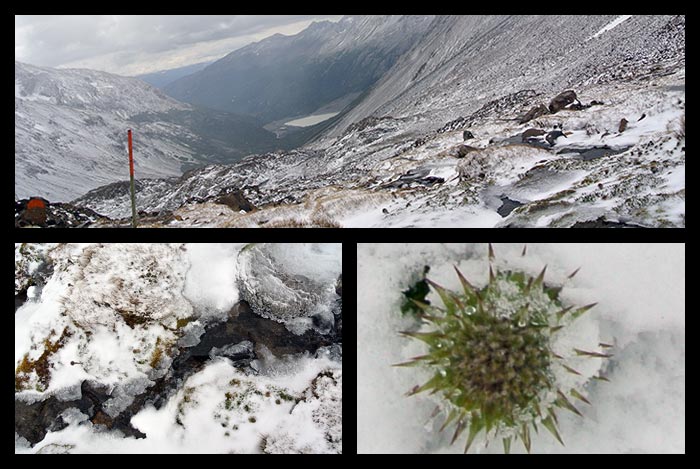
[519,104,549,124]
[211,300,335,357]
[521,128,546,141]
[549,90,579,113]
[545,130,567,146]
[23,198,48,225]
[453,144,479,158]
[618,118,629,133]
[462,130,475,141]
[15,198,103,228]
[216,190,255,212]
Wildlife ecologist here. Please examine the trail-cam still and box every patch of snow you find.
[182,243,246,321]
[590,15,633,40]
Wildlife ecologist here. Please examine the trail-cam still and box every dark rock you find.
[15,198,103,228]
[422,176,445,185]
[589,100,604,106]
[390,169,444,188]
[618,118,629,133]
[382,208,389,214]
[15,292,28,313]
[215,190,255,212]
[462,130,475,141]
[545,130,567,146]
[225,300,335,357]
[519,104,550,124]
[15,381,113,446]
[453,144,479,158]
[558,145,633,160]
[521,128,546,141]
[637,113,646,122]
[497,197,524,217]
[571,217,645,228]
[548,90,579,113]
[413,137,428,147]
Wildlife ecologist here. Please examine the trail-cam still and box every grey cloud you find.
[15,15,342,74]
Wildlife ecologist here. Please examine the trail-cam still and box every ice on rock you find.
[59,408,89,425]
[35,443,75,454]
[54,383,83,402]
[209,340,254,360]
[102,377,153,418]
[237,243,342,329]
[177,322,206,348]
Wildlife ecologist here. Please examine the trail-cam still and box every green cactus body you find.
[396,245,611,453]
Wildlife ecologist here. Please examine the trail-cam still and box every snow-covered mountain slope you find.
[322,15,685,139]
[75,71,684,228]
[15,243,342,454]
[164,15,434,124]
[68,15,684,228]
[15,62,277,202]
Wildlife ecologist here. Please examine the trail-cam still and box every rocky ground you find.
[40,68,682,228]
[15,243,342,454]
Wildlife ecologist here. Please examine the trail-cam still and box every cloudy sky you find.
[15,15,343,76]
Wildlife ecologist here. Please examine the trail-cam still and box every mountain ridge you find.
[15,61,279,201]
[164,15,436,124]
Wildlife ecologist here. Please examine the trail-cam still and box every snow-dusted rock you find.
[237,244,341,331]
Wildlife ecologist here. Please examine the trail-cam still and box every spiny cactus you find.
[395,244,611,453]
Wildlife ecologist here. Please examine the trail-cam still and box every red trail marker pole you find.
[128,129,138,228]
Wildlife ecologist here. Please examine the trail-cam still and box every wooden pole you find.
[128,129,138,228]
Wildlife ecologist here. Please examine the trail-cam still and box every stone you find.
[619,118,629,133]
[519,104,549,124]
[548,90,579,113]
[462,130,475,141]
[453,144,479,158]
[545,130,567,146]
[521,128,546,141]
[216,190,255,212]
[206,300,335,357]
[236,244,338,325]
